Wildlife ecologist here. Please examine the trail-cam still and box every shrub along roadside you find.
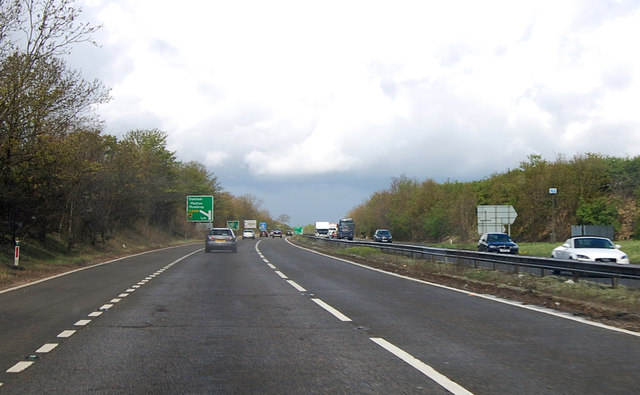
[292,236,640,333]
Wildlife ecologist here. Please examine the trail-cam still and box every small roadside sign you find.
[227,220,239,230]
[186,195,213,222]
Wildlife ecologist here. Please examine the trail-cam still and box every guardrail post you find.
[612,277,618,289]
[572,271,580,282]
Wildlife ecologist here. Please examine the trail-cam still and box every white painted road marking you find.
[287,280,307,292]
[6,361,34,373]
[371,337,473,395]
[311,298,352,322]
[57,330,76,338]
[36,343,58,353]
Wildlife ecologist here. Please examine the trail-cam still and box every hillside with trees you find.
[0,0,276,253]
[349,154,640,243]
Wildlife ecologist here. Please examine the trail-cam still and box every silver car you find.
[205,228,237,253]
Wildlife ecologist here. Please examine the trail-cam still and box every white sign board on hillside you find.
[477,205,517,235]
[244,219,257,229]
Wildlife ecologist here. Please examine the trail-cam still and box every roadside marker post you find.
[14,239,19,267]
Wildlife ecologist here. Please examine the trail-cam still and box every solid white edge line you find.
[286,238,640,337]
[312,298,352,322]
[370,337,473,395]
[287,280,307,292]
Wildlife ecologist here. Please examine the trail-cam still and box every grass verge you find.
[0,226,198,291]
[292,236,640,333]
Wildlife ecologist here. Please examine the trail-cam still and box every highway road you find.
[1,237,640,393]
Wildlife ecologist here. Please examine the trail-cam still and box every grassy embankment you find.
[0,226,199,291]
[292,236,640,332]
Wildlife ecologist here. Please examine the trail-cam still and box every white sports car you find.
[551,236,629,264]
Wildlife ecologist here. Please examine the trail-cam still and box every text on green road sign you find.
[186,195,213,222]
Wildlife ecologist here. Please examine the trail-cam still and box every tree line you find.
[1,0,273,249]
[349,154,640,243]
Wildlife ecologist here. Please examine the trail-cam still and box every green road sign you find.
[227,220,239,230]
[187,195,213,222]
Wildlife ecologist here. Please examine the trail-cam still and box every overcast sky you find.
[71,0,640,226]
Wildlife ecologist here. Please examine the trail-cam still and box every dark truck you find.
[337,217,354,240]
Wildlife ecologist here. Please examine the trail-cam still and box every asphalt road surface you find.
[1,238,639,394]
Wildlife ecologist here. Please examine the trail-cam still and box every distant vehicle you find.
[315,221,330,237]
[242,229,255,239]
[259,230,269,237]
[205,228,237,253]
[551,236,629,264]
[477,233,519,254]
[286,230,293,236]
[272,229,283,238]
[373,229,392,243]
[328,223,338,238]
[337,218,354,240]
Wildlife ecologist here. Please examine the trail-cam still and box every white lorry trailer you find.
[315,221,330,237]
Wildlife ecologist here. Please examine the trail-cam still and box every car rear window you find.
[210,229,231,236]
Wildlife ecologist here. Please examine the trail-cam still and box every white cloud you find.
[74,0,640,225]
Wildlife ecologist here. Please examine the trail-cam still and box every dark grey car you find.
[205,228,237,252]
[373,229,392,243]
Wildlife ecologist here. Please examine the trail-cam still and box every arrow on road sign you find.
[199,210,212,221]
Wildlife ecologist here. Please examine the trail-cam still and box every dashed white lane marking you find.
[287,280,307,292]
[6,361,34,373]
[311,298,352,322]
[57,330,76,338]
[259,241,473,392]
[2,249,200,381]
[36,343,58,353]
[371,337,473,395]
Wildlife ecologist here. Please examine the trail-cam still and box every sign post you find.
[186,195,213,223]
[549,188,558,243]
